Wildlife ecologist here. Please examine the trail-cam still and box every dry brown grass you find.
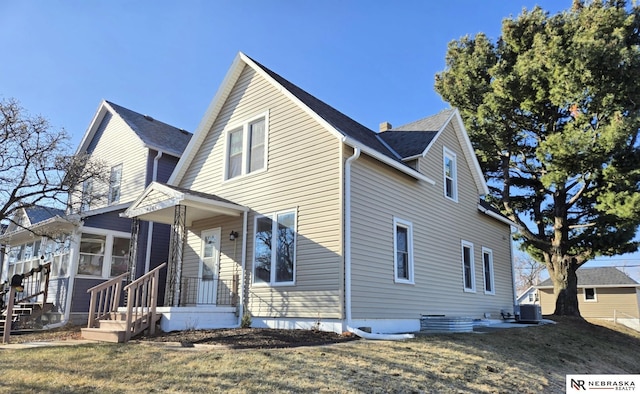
[1,317,638,393]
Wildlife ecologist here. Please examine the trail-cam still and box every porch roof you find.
[122,182,248,226]
[0,216,77,245]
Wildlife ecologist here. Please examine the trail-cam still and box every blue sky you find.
[1,1,638,278]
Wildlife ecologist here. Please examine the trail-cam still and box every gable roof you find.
[76,100,192,158]
[537,267,639,288]
[24,206,66,226]
[0,205,76,243]
[169,52,436,185]
[250,57,403,161]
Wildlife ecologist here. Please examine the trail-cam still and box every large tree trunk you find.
[548,257,581,316]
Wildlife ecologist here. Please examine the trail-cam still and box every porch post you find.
[166,204,187,307]
[128,217,140,284]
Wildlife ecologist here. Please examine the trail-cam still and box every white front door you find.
[198,228,221,304]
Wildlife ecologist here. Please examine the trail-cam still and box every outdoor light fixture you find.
[229,231,239,241]
[10,274,24,292]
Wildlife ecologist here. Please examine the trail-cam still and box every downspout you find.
[144,151,163,274]
[343,144,413,340]
[236,210,248,327]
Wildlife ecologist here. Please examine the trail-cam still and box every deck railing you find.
[86,263,166,342]
[179,275,238,306]
[122,262,166,342]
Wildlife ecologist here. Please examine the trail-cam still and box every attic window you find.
[224,112,268,181]
[443,147,458,202]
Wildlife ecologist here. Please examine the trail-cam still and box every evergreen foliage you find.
[435,0,640,315]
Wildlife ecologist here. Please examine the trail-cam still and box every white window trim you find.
[393,217,414,284]
[75,229,131,279]
[583,287,597,302]
[443,147,458,202]
[251,208,297,287]
[223,110,269,182]
[461,240,475,292]
[482,247,495,295]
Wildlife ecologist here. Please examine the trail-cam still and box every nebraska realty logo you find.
[567,375,639,392]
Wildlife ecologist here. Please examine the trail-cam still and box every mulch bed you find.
[138,328,359,349]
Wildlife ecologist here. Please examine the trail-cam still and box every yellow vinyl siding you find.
[85,113,148,208]
[350,121,514,320]
[539,287,640,318]
[179,65,343,319]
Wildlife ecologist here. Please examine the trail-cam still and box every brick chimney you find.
[379,121,392,132]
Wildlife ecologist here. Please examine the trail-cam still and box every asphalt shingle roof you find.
[24,206,65,225]
[106,101,192,157]
[390,109,455,132]
[374,110,455,159]
[247,57,407,163]
[538,267,638,287]
[377,131,438,158]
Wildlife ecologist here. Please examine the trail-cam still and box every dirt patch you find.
[6,325,358,349]
[137,328,359,349]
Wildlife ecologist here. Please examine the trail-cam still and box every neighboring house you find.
[0,101,192,324]
[124,52,517,334]
[0,205,73,283]
[536,267,640,319]
[517,286,539,305]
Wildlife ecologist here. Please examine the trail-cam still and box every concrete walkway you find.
[0,339,98,350]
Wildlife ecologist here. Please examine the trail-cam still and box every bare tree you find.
[514,254,546,295]
[0,98,107,233]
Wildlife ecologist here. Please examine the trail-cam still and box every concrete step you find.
[80,327,127,343]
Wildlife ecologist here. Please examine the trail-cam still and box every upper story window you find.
[482,247,495,295]
[461,240,475,292]
[225,112,268,180]
[81,179,93,212]
[443,147,458,202]
[393,217,414,284]
[253,209,296,286]
[108,164,123,204]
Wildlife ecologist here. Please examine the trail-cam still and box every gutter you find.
[343,145,414,340]
[341,136,435,185]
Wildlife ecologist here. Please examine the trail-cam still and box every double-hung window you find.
[253,210,296,285]
[443,147,457,201]
[482,247,495,294]
[225,113,268,180]
[393,217,414,283]
[81,179,93,212]
[461,240,475,292]
[108,164,122,204]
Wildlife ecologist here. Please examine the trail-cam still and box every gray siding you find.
[83,210,131,233]
[146,149,181,185]
[178,65,343,319]
[349,121,514,320]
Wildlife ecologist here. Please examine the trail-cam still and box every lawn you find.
[0,317,638,393]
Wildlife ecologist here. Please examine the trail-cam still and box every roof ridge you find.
[391,108,455,131]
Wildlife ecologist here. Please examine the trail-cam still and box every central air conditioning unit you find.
[518,304,542,323]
